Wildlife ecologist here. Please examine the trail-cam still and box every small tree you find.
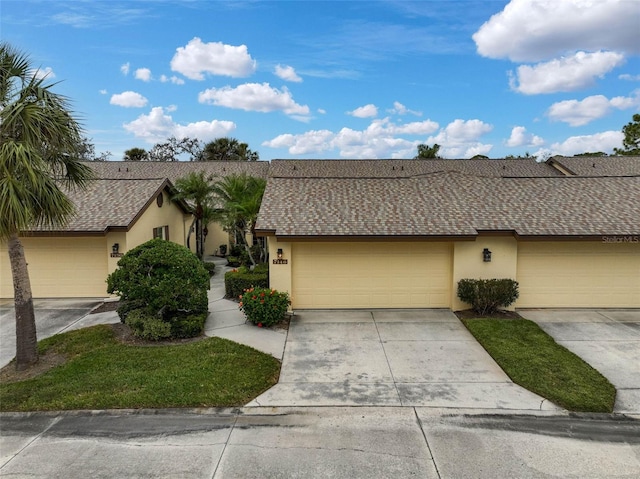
[414,143,441,159]
[614,113,640,156]
[123,147,149,161]
[202,137,259,161]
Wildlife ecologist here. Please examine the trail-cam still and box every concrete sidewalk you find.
[520,308,640,414]
[1,407,638,478]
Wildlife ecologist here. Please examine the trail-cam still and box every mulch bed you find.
[90,301,120,314]
[455,309,523,320]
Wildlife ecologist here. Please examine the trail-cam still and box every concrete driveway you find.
[249,309,560,411]
[519,309,640,414]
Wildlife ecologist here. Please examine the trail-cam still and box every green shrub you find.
[202,261,216,276]
[230,244,243,257]
[253,263,269,274]
[170,312,208,339]
[225,270,268,299]
[457,278,519,315]
[107,239,209,337]
[226,256,241,267]
[239,287,290,326]
[125,309,172,341]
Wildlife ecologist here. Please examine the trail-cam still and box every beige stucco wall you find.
[451,237,519,311]
[1,236,109,298]
[127,191,187,250]
[516,241,640,308]
[204,222,229,256]
[267,237,292,296]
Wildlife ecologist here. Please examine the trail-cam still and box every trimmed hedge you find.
[457,278,519,315]
[225,269,268,299]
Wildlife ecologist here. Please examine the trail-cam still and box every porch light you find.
[112,243,120,254]
[483,248,492,262]
[277,248,283,259]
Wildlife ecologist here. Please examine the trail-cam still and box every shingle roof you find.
[28,179,184,234]
[268,158,562,178]
[547,156,640,177]
[85,160,270,181]
[255,172,640,238]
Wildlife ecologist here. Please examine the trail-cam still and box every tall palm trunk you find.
[7,234,38,369]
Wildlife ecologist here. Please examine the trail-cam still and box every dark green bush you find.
[226,256,241,267]
[107,239,209,338]
[230,244,243,257]
[253,263,269,274]
[170,312,208,339]
[125,309,172,341]
[239,287,290,326]
[225,270,268,299]
[202,261,216,276]
[457,278,519,315]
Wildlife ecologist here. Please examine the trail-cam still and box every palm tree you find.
[211,173,266,267]
[201,137,259,161]
[172,171,216,259]
[1,42,94,370]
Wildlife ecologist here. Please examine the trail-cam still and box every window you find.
[153,226,169,240]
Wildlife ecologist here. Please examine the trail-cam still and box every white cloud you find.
[123,106,236,143]
[547,93,640,126]
[388,101,421,116]
[506,126,544,148]
[537,130,624,156]
[619,73,640,81]
[349,104,378,118]
[198,82,310,116]
[274,64,302,82]
[263,117,439,159]
[510,51,625,95]
[134,68,152,82]
[170,37,256,80]
[120,62,130,75]
[473,0,640,62]
[99,89,107,95]
[33,66,55,80]
[318,108,327,114]
[109,91,148,108]
[427,119,494,158]
[159,74,185,85]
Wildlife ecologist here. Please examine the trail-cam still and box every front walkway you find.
[248,309,560,411]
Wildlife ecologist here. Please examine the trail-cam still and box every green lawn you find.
[0,325,280,411]
[462,318,616,413]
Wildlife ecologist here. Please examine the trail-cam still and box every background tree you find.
[211,174,266,267]
[202,137,259,161]
[469,154,490,160]
[614,113,640,156]
[123,147,149,161]
[575,152,608,157]
[75,136,111,161]
[172,171,216,259]
[0,42,94,370]
[149,136,203,161]
[414,143,441,159]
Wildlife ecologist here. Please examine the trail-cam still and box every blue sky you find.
[3,0,639,160]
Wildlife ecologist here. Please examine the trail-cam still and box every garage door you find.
[0,237,108,298]
[517,242,640,308]
[292,242,452,309]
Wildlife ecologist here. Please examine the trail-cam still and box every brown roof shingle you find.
[255,172,640,238]
[547,156,640,177]
[28,179,183,234]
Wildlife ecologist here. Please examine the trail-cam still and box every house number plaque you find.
[272,259,288,265]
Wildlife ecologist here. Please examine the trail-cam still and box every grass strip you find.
[0,325,280,411]
[462,318,616,413]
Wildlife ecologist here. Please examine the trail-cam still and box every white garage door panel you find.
[517,242,640,308]
[292,242,451,309]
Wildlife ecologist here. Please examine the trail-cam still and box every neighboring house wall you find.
[126,191,187,251]
[1,236,108,298]
[268,237,292,295]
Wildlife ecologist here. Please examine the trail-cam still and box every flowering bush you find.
[239,287,290,327]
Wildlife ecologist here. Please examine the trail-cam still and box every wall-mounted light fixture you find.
[112,243,120,255]
[277,248,283,259]
[483,248,492,262]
